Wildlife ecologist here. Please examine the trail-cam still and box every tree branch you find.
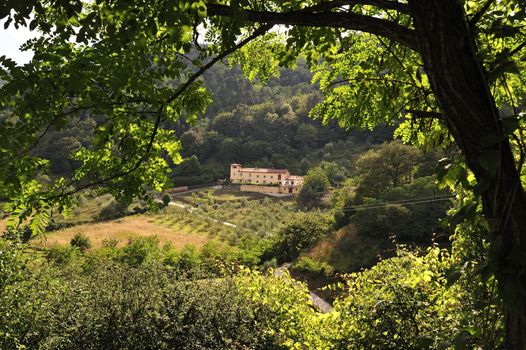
[298,0,410,14]
[508,40,526,59]
[328,77,427,90]
[469,0,495,27]
[206,3,418,51]
[487,40,526,83]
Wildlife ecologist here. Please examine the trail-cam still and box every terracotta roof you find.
[239,168,289,174]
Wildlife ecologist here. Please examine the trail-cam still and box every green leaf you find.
[29,19,38,31]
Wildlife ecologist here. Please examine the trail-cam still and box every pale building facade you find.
[230,164,304,194]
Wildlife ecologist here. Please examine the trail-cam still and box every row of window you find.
[236,179,302,187]
[233,172,282,180]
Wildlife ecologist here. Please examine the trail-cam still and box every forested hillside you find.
[29,59,394,186]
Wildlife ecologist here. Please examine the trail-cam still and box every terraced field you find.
[35,188,297,250]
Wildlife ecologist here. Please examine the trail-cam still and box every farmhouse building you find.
[230,164,304,194]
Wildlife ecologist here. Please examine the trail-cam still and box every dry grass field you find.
[33,215,209,250]
[23,188,293,251]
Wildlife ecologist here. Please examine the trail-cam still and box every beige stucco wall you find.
[230,164,241,182]
[240,185,281,193]
[233,173,288,184]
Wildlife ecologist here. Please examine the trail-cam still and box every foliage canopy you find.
[2,0,526,347]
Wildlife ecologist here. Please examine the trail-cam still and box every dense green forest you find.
[28,59,393,186]
[1,0,526,349]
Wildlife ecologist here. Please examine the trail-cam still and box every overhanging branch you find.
[298,0,410,14]
[206,3,418,52]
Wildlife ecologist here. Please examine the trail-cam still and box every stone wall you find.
[240,185,281,194]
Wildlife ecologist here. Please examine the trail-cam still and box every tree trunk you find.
[408,0,526,348]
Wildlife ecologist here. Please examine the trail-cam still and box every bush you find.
[161,194,171,207]
[96,199,128,221]
[11,262,284,349]
[70,233,91,252]
[120,236,160,266]
[177,245,201,272]
[351,203,412,239]
[291,256,333,277]
[268,211,333,262]
[46,245,78,265]
[0,238,502,350]
[331,181,356,229]
[0,239,41,349]
[262,257,278,270]
[296,167,330,209]
[333,247,493,349]
[101,238,119,248]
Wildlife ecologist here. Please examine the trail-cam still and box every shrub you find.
[101,238,119,248]
[291,256,334,277]
[333,247,480,349]
[96,199,128,221]
[0,240,502,350]
[46,245,78,265]
[262,258,278,270]
[0,239,42,349]
[269,211,333,262]
[330,180,355,229]
[14,262,284,349]
[296,167,330,209]
[70,233,91,252]
[351,203,412,239]
[161,194,171,207]
[177,245,201,271]
[120,236,160,266]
